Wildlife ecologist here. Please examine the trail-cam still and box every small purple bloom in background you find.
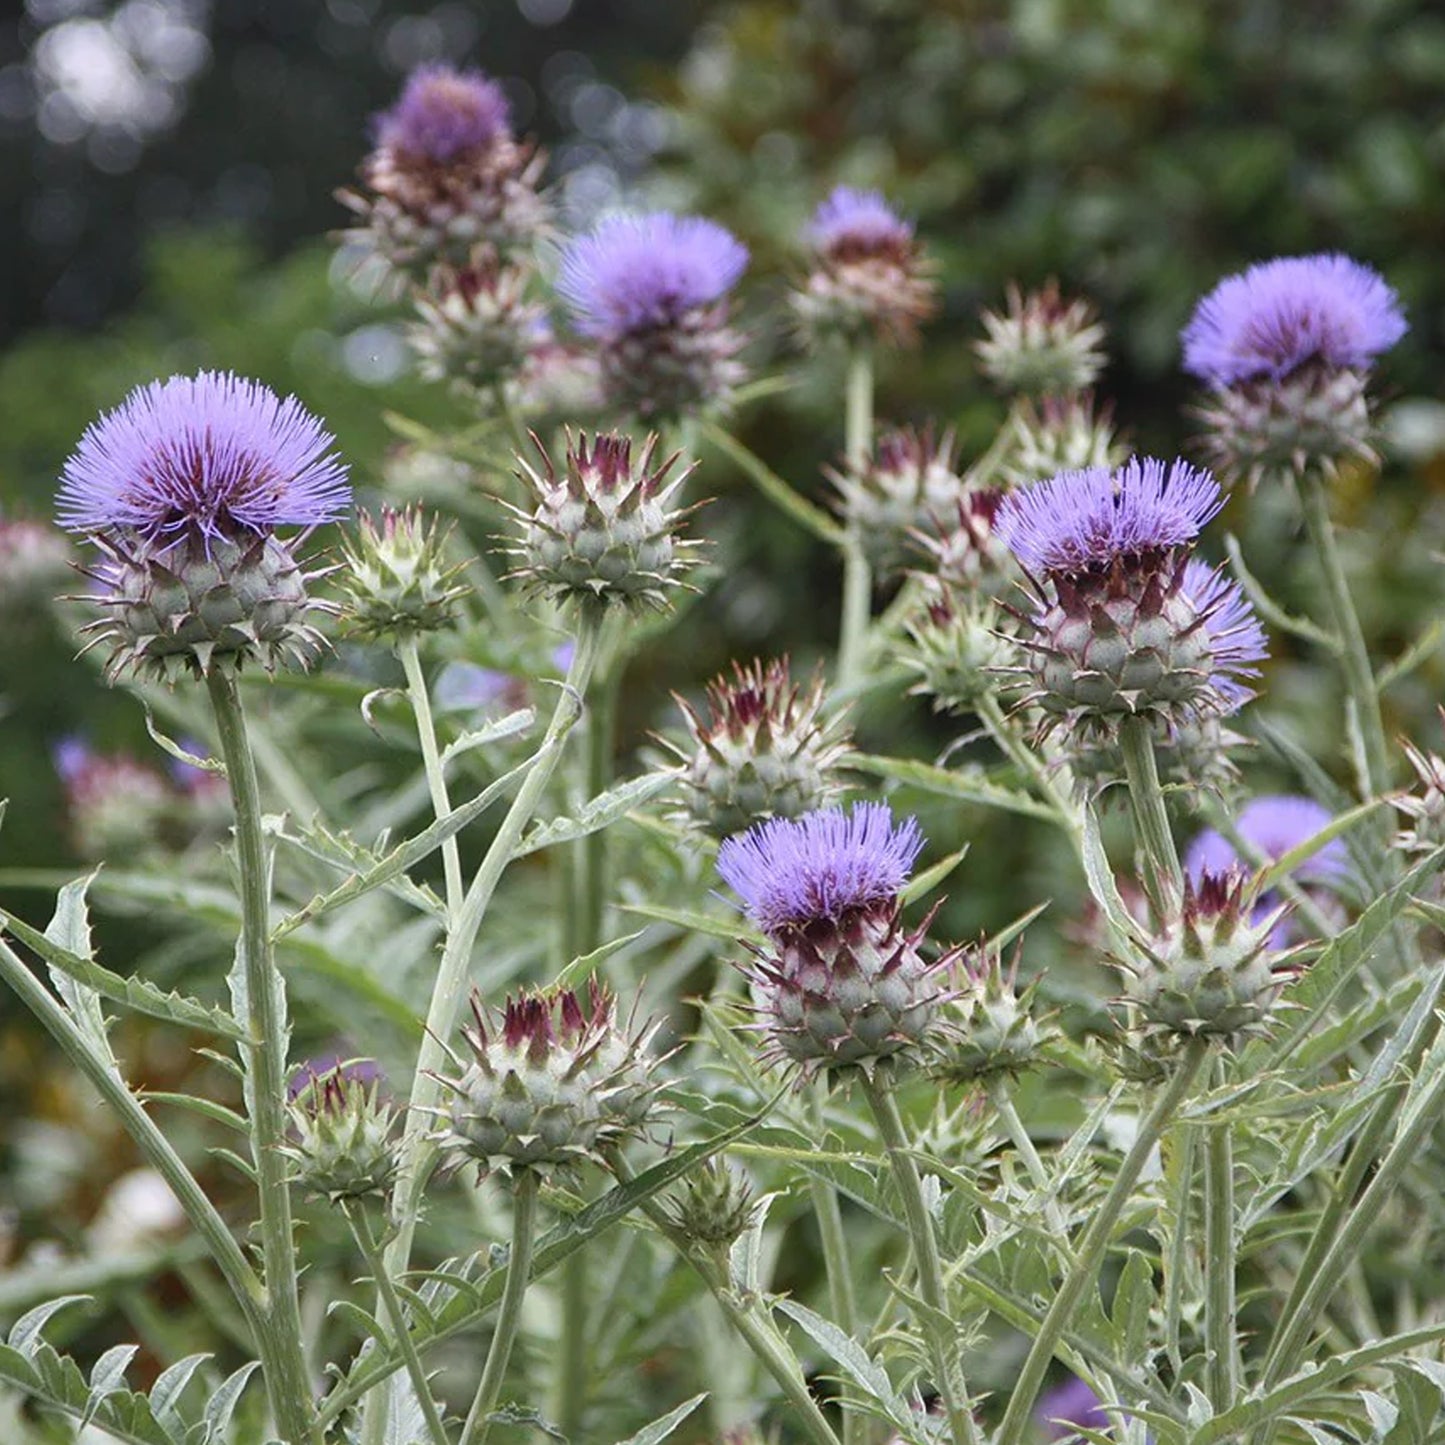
[996,457,1221,578]
[373,63,511,164]
[558,212,748,339]
[552,640,576,673]
[807,186,914,256]
[57,372,350,546]
[1186,795,1349,888]
[1182,254,1406,386]
[717,802,923,937]
[1035,1376,1109,1440]
[434,662,521,712]
[1180,558,1269,710]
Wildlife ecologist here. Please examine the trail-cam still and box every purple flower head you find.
[57,372,350,546]
[1036,1376,1109,1440]
[717,803,924,936]
[807,187,913,256]
[373,64,511,164]
[1182,254,1406,386]
[558,212,749,339]
[1186,795,1349,889]
[1181,558,1268,710]
[996,456,1222,577]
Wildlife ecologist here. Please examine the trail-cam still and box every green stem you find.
[837,347,875,692]
[807,1088,864,1445]
[975,692,1082,859]
[1297,470,1391,809]
[345,1203,450,1445]
[1204,1089,1239,1412]
[364,621,599,1445]
[986,1080,1067,1238]
[398,636,464,918]
[859,1070,978,1445]
[0,937,264,1317]
[1118,714,1182,913]
[493,384,533,460]
[995,1037,1210,1445]
[1162,1123,1198,1379]
[205,668,318,1445]
[460,1172,541,1445]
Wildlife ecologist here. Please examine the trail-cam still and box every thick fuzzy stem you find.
[1119,714,1183,913]
[398,635,464,918]
[206,668,318,1445]
[838,346,875,691]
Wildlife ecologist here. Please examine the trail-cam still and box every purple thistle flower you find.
[557,212,749,339]
[1182,254,1406,386]
[1181,558,1268,709]
[1186,795,1349,887]
[373,64,511,164]
[1035,1377,1110,1440]
[57,372,350,546]
[996,456,1222,577]
[717,803,924,937]
[807,186,914,256]
[434,661,518,712]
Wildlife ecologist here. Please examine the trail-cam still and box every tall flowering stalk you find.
[56,371,351,1445]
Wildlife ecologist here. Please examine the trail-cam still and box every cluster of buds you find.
[829,425,969,579]
[792,186,936,349]
[900,583,1012,714]
[511,431,699,616]
[337,505,469,641]
[434,985,662,1178]
[1182,253,1407,487]
[995,457,1267,745]
[931,949,1053,1084]
[668,657,854,839]
[976,281,1106,398]
[341,64,546,281]
[406,260,548,393]
[285,1059,398,1202]
[58,372,349,683]
[1119,871,1298,1040]
[558,212,748,421]
[999,394,1127,489]
[717,804,957,1078]
[659,1157,756,1251]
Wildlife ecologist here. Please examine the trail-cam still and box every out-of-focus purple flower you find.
[1186,795,1348,888]
[53,738,174,859]
[373,64,511,164]
[552,640,576,673]
[1035,1376,1110,1440]
[434,662,520,712]
[0,515,71,611]
[717,803,923,937]
[996,457,1221,578]
[558,212,748,339]
[807,187,914,256]
[1180,558,1268,710]
[168,738,228,800]
[1182,254,1406,386]
[57,372,350,546]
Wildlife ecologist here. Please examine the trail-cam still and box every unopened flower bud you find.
[1395,727,1445,859]
[408,260,546,392]
[999,394,1126,489]
[53,739,174,860]
[717,805,957,1078]
[829,425,967,579]
[660,1158,756,1249]
[976,282,1106,398]
[914,488,1012,595]
[338,505,469,640]
[512,431,699,615]
[0,515,71,614]
[901,585,1011,714]
[792,187,936,349]
[931,949,1053,1083]
[668,657,854,838]
[434,984,662,1179]
[285,1060,398,1202]
[1121,871,1297,1040]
